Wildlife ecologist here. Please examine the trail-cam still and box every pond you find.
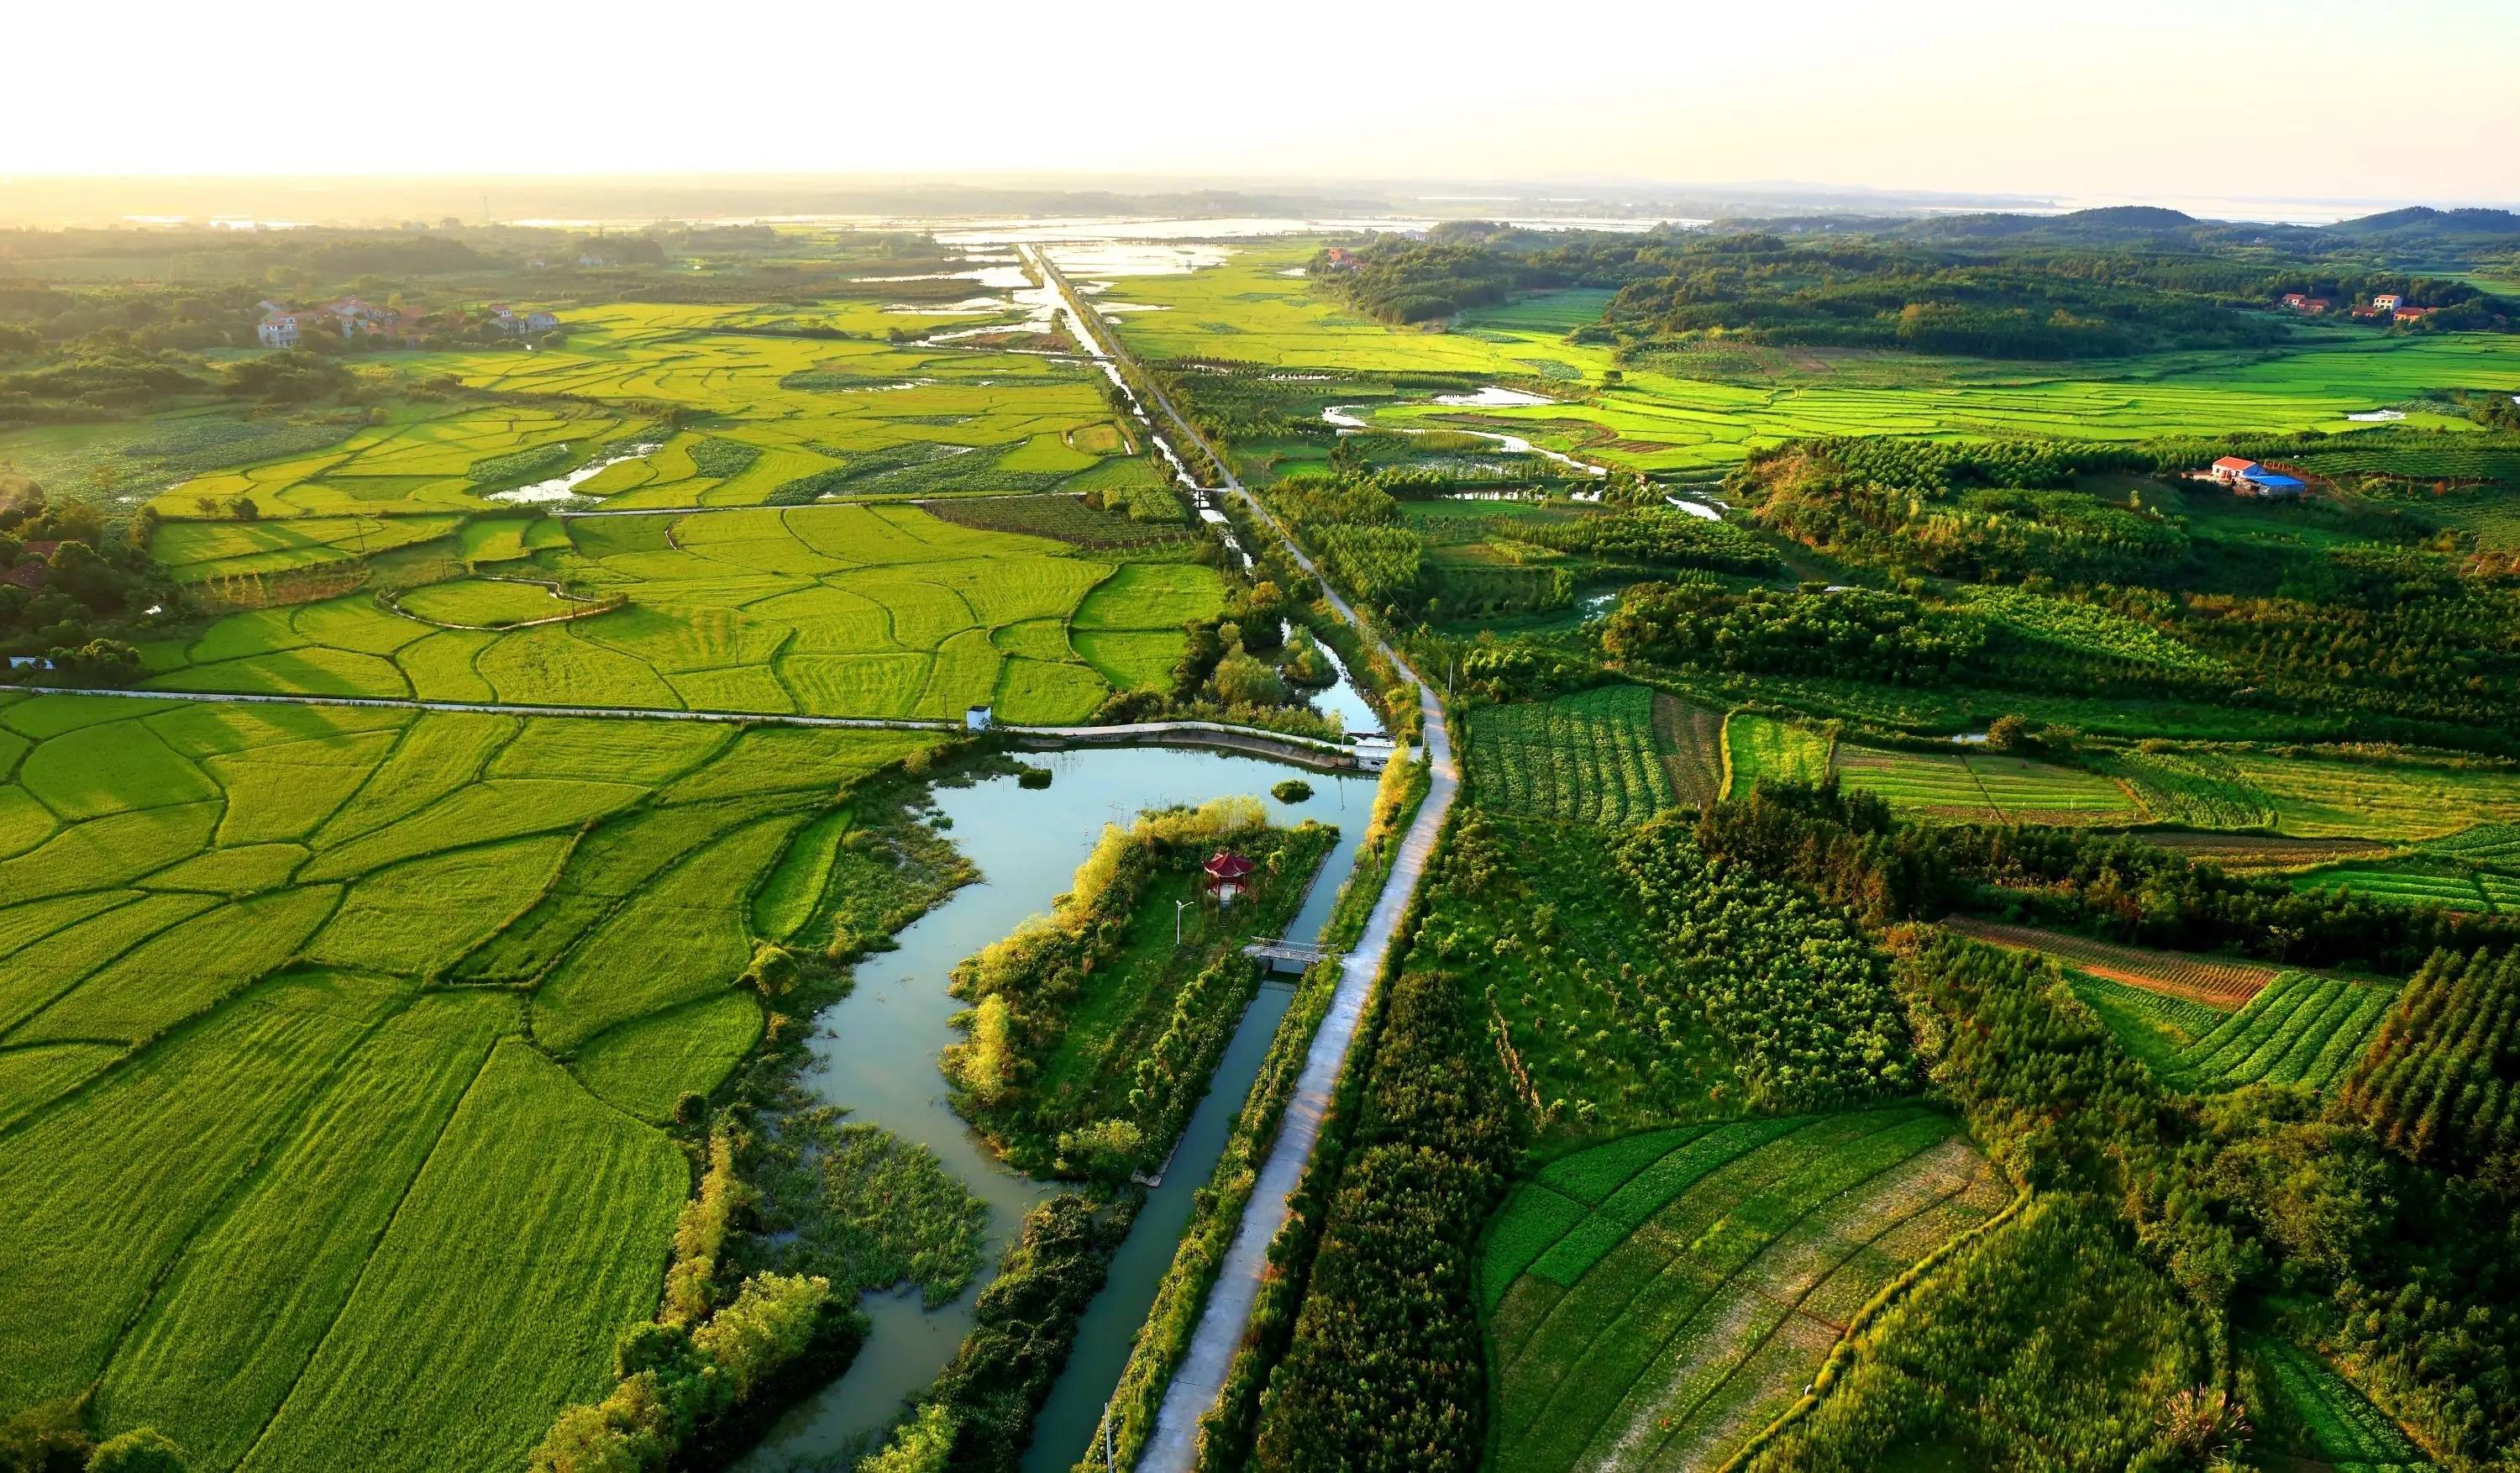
[487,441,660,506]
[740,745,1377,1470]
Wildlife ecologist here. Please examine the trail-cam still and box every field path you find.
[1032,245,1466,1473]
[9,685,1367,770]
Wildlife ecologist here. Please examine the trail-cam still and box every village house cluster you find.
[2279,290,2436,323]
[256,297,559,348]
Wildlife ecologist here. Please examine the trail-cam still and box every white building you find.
[257,311,301,348]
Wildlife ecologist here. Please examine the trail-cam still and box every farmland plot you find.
[1468,685,1678,826]
[2108,747,2520,842]
[146,305,1162,534]
[2165,971,2397,1092]
[1098,239,2520,476]
[1721,713,1831,798]
[1940,916,2281,1007]
[146,502,1221,724]
[1483,1107,2008,1473]
[0,698,937,1469]
[2244,1333,2431,1473]
[1832,744,2139,825]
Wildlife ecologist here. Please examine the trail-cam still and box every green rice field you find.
[0,695,936,1469]
[1102,240,2520,476]
[1483,1107,2008,1473]
[136,303,1157,538]
[139,503,1221,724]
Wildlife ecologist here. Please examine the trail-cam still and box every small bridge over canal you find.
[1242,938,1340,976]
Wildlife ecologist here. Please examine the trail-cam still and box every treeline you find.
[1313,224,2511,350]
[1,483,165,670]
[1601,577,1987,683]
[1604,249,2290,358]
[1694,778,2520,975]
[1503,506,1778,575]
[1244,816,1520,1473]
[1716,437,2520,735]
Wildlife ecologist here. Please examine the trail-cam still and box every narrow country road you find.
[1032,245,1462,1473]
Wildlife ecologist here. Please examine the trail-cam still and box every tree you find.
[957,995,1017,1106]
[1210,651,1286,708]
[855,1404,954,1473]
[689,1273,829,1404]
[86,1429,187,1473]
[1984,712,2036,753]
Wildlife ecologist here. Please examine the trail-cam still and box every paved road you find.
[1036,245,1462,1473]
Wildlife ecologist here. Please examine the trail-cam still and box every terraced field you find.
[1832,744,2139,825]
[1468,685,1678,826]
[0,694,937,1469]
[138,502,1221,724]
[1940,917,2281,1007]
[1483,1108,2008,1473]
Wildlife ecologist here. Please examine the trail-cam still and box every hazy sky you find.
[8,0,2515,206]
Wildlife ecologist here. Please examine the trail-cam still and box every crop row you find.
[1940,917,2280,1007]
[1468,685,1677,827]
[2170,971,2397,1092]
[1483,1108,2003,1473]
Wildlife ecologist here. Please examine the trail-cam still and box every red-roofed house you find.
[2210,456,2261,485]
[2,562,47,593]
[2394,306,2436,323]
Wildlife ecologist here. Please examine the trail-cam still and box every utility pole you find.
[1175,897,1193,947]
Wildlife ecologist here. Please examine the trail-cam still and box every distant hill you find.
[1702,203,2520,259]
[2322,206,2520,242]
